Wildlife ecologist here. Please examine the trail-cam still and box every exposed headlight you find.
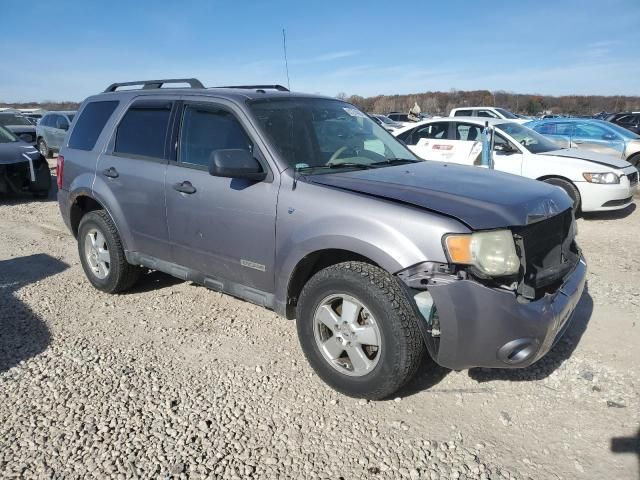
[582,172,620,184]
[444,230,520,277]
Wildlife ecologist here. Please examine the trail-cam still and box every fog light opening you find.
[498,338,537,365]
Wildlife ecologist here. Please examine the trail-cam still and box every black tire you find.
[543,177,581,213]
[38,138,51,159]
[77,210,140,293]
[296,261,426,400]
[627,153,640,169]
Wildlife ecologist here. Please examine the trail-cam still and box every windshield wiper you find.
[327,162,374,169]
[370,158,420,166]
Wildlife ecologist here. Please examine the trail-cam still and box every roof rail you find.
[214,84,290,92]
[103,78,205,93]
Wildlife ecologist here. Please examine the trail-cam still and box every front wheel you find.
[296,261,426,399]
[78,210,141,293]
[543,177,581,213]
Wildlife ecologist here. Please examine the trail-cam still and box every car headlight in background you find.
[582,172,620,184]
[444,230,520,277]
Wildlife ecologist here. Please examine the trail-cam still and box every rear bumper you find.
[418,256,587,370]
[57,188,73,233]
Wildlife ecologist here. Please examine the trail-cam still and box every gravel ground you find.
[0,181,638,479]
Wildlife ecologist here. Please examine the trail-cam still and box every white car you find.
[394,117,638,212]
[449,107,529,124]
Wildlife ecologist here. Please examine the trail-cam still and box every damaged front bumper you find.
[401,256,587,370]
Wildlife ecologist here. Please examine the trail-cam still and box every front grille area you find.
[513,208,579,299]
[627,171,638,187]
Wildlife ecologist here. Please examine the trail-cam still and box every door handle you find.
[173,181,196,194]
[102,167,119,178]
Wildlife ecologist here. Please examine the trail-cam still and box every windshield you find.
[0,114,32,126]
[0,126,18,143]
[248,98,419,174]
[494,108,519,119]
[496,122,560,154]
[601,120,640,140]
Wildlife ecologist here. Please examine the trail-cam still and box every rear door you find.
[165,99,278,294]
[95,98,173,260]
[402,121,468,162]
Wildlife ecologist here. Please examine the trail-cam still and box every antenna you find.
[282,28,291,91]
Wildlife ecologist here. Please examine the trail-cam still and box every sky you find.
[2,0,639,102]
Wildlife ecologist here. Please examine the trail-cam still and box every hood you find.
[0,140,40,165]
[543,148,630,170]
[306,161,572,230]
[4,125,36,134]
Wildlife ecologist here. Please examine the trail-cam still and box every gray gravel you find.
[0,189,638,479]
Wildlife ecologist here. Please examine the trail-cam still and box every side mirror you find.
[494,143,516,154]
[58,123,69,131]
[208,149,266,181]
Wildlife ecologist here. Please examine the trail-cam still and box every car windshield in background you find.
[496,122,559,154]
[0,126,18,143]
[603,121,640,139]
[494,108,519,119]
[0,114,32,126]
[249,98,419,173]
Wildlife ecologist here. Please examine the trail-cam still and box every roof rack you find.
[214,84,290,92]
[103,78,205,93]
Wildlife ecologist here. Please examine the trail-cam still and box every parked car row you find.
[393,116,638,213]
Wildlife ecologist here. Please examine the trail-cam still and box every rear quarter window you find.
[68,101,119,151]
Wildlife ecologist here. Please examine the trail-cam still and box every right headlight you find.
[582,172,620,184]
[444,230,520,277]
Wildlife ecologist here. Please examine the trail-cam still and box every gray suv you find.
[57,78,587,399]
[36,111,76,158]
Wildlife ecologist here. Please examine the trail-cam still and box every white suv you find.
[450,107,528,124]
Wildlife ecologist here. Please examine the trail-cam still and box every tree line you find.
[338,90,640,116]
[3,90,640,116]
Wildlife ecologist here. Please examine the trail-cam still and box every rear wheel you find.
[543,177,581,213]
[296,261,426,399]
[78,210,141,293]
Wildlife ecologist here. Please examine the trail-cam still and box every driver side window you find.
[493,133,518,153]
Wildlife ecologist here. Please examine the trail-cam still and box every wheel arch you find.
[283,248,383,319]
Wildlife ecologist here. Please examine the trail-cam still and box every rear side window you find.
[68,101,118,151]
[114,101,172,159]
[179,106,253,168]
[453,109,472,116]
[477,110,498,118]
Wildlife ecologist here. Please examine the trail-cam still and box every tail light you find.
[56,155,64,189]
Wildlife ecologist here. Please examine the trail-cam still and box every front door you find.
[165,101,278,294]
[492,132,524,176]
[571,122,625,157]
[95,98,173,260]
